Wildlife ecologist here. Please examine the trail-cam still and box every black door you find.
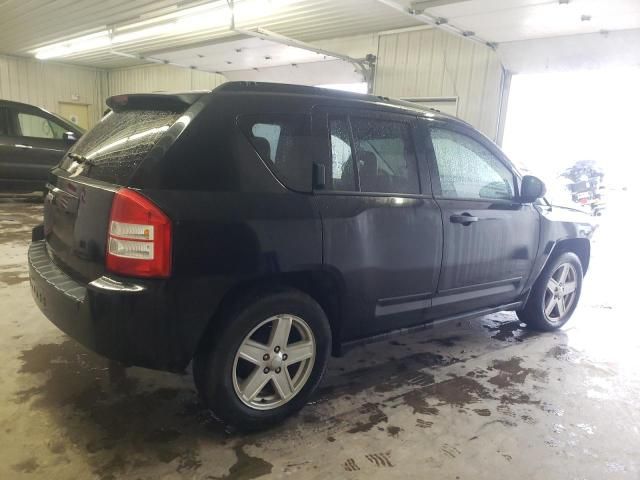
[0,106,70,192]
[311,106,443,340]
[424,122,540,316]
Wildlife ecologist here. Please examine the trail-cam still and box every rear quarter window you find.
[60,110,181,185]
[239,114,312,192]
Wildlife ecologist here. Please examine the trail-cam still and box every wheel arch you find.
[553,238,590,274]
[196,269,346,358]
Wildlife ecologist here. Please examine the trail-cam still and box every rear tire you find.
[193,288,331,431]
[518,252,583,331]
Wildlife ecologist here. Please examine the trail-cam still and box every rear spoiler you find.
[106,92,207,112]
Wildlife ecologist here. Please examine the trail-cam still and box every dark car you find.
[28,82,595,430]
[0,99,83,193]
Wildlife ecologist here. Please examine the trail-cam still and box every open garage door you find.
[503,68,640,197]
[142,28,369,88]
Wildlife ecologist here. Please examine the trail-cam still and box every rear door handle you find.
[450,213,479,225]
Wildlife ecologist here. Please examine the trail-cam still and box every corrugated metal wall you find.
[0,54,107,127]
[107,64,226,96]
[374,28,505,140]
[0,56,226,128]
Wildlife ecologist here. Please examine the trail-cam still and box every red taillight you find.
[106,188,172,278]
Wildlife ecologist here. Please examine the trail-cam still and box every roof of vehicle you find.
[101,82,471,130]
[213,81,471,127]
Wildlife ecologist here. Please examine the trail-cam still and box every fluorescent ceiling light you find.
[35,31,111,59]
[112,23,177,44]
[33,0,290,60]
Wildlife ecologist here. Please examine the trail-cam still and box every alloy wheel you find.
[232,314,316,410]
[543,262,578,323]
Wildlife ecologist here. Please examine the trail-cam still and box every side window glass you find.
[430,128,515,200]
[49,120,67,139]
[328,117,356,191]
[240,114,311,192]
[251,123,281,161]
[17,112,64,139]
[351,117,419,194]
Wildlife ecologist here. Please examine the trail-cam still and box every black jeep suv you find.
[28,82,595,429]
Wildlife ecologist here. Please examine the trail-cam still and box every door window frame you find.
[311,105,432,197]
[423,119,521,203]
[327,114,360,191]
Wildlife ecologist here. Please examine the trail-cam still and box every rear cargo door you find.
[45,105,188,281]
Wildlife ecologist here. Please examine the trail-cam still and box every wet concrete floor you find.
[0,196,638,479]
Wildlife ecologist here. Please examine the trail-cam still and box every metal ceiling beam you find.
[375,0,497,50]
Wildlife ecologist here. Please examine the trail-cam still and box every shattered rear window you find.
[60,110,181,185]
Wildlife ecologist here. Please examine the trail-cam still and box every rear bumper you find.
[28,239,203,372]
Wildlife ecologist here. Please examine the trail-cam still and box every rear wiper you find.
[68,152,95,165]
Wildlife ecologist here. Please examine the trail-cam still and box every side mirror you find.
[62,131,78,144]
[520,175,546,203]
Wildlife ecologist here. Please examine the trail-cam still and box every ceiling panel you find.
[422,0,640,43]
[1,0,639,69]
[150,35,339,71]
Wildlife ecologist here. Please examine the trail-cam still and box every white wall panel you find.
[106,64,226,96]
[0,54,106,127]
[374,28,506,140]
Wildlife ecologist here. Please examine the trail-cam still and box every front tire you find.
[518,252,583,331]
[194,289,331,431]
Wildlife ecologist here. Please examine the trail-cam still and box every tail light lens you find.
[106,188,172,278]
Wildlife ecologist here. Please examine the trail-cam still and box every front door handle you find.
[450,213,479,226]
